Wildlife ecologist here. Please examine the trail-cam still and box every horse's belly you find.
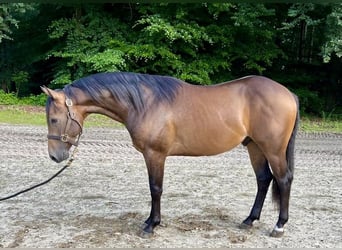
[169,131,244,156]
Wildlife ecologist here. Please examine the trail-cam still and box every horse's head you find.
[41,86,83,163]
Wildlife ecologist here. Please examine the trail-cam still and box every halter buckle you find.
[65,98,73,107]
[61,134,69,142]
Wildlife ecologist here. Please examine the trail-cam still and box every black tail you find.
[272,94,300,206]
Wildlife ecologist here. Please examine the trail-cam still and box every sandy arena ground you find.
[0,124,341,248]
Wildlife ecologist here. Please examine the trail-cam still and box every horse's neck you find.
[90,105,128,124]
[77,91,129,124]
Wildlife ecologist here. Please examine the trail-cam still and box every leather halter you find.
[47,98,83,146]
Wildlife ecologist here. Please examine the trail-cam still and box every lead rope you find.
[0,145,79,202]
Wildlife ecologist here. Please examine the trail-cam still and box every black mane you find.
[64,72,183,111]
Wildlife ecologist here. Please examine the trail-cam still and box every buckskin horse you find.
[41,72,299,238]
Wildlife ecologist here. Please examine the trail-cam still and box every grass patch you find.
[0,106,46,126]
[0,105,341,133]
[0,105,122,128]
[300,115,342,133]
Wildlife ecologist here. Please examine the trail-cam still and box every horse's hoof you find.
[139,230,154,239]
[239,222,253,230]
[270,226,284,237]
[140,224,154,239]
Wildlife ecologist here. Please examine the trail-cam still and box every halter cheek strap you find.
[47,98,83,146]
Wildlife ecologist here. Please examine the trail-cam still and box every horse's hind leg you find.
[268,153,293,237]
[242,141,273,228]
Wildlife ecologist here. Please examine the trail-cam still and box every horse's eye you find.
[51,118,58,124]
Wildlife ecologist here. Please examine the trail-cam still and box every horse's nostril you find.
[50,155,58,163]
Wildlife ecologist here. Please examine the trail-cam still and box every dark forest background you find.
[1,3,341,117]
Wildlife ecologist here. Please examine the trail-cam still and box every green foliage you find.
[48,6,129,84]
[46,3,285,85]
[11,70,29,85]
[322,4,342,62]
[21,93,47,106]
[283,3,322,28]
[0,90,17,105]
[11,70,29,95]
[0,3,340,118]
[293,87,323,114]
[278,3,327,65]
[0,3,53,95]
[0,3,30,42]
[82,49,126,72]
[0,90,47,106]
[0,4,17,42]
[131,5,215,83]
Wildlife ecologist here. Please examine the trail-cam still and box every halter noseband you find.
[47,97,83,146]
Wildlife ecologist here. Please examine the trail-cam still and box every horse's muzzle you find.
[49,150,69,163]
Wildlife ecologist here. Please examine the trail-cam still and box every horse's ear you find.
[40,86,63,101]
[41,86,51,96]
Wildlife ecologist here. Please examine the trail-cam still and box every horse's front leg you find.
[141,149,166,237]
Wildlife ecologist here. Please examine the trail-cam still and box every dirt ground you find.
[0,124,341,248]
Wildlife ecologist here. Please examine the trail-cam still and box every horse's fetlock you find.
[278,217,288,226]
